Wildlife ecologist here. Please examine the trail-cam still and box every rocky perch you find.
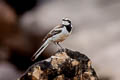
[17,49,99,80]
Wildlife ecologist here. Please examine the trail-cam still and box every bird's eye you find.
[68,20,71,23]
[62,19,65,21]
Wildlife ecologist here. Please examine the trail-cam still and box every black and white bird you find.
[31,17,73,61]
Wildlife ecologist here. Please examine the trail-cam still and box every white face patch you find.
[62,21,70,25]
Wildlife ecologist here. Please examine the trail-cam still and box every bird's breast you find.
[53,34,69,42]
[51,28,70,42]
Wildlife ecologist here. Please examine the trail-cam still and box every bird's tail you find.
[31,40,49,61]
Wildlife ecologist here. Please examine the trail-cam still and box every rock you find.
[17,49,99,80]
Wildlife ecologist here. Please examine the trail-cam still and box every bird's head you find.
[62,17,71,26]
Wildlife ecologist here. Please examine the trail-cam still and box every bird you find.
[31,17,73,61]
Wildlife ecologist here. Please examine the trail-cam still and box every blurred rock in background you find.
[0,0,120,80]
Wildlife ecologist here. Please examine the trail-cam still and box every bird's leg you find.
[57,42,64,52]
[54,42,61,50]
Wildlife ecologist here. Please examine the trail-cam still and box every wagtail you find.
[31,17,73,61]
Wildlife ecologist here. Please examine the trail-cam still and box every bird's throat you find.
[65,25,72,32]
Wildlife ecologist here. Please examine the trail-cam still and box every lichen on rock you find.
[17,48,99,80]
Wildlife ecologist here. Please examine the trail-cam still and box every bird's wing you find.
[43,24,63,41]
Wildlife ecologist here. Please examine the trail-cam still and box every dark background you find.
[0,0,120,80]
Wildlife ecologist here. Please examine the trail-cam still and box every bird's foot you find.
[59,48,65,53]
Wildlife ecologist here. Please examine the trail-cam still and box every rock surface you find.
[17,49,98,80]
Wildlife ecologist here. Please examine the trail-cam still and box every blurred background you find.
[0,0,120,80]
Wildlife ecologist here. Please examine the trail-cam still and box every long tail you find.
[31,40,49,61]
